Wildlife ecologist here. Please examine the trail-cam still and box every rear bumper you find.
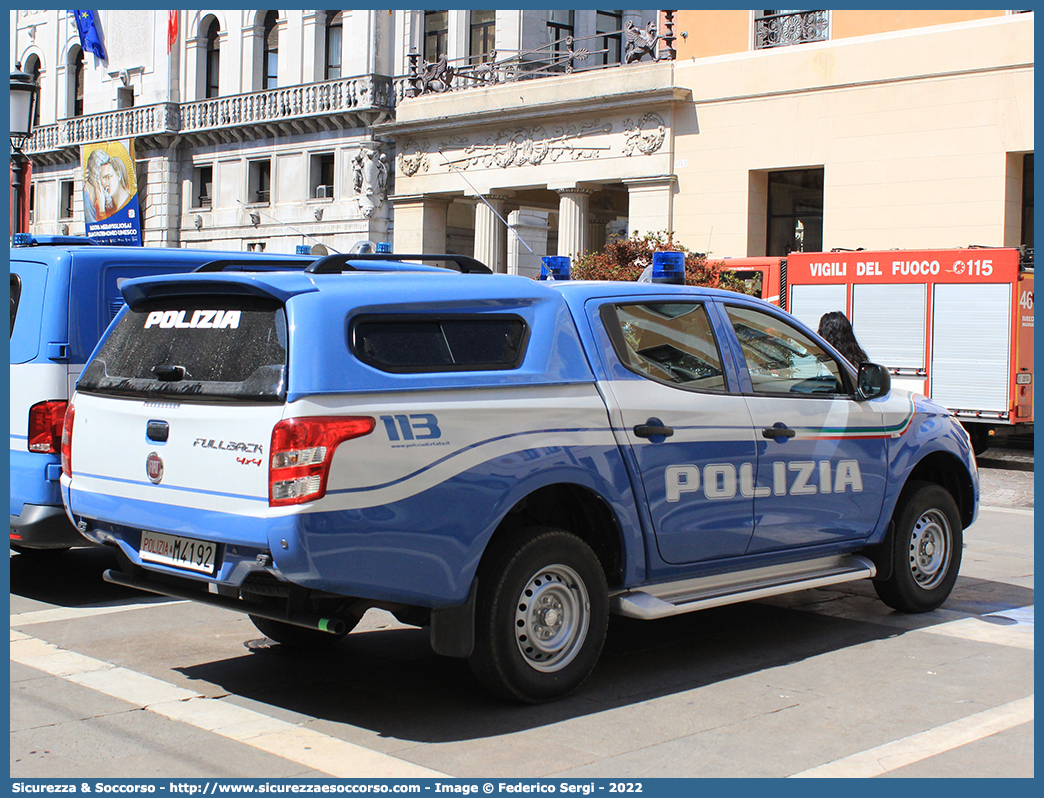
[10,504,91,549]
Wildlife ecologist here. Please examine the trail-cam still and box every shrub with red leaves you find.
[570,231,752,294]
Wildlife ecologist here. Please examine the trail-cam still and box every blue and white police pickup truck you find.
[61,252,978,702]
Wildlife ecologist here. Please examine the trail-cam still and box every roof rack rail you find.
[195,258,312,272]
[305,253,493,275]
[1020,245,1034,269]
[12,234,98,247]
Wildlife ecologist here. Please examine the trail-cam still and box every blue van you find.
[9,237,310,551]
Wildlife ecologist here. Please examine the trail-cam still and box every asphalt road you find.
[10,451,1034,779]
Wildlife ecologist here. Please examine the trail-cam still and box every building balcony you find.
[395,15,678,101]
[25,74,395,163]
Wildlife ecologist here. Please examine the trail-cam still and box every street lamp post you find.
[10,64,40,239]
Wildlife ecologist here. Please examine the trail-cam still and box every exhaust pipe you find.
[103,569,346,635]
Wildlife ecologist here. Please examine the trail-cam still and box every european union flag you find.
[68,10,107,60]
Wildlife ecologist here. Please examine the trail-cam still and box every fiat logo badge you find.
[146,452,164,484]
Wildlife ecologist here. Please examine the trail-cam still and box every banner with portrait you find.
[82,139,142,246]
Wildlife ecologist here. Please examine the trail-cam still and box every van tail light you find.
[61,404,75,478]
[269,416,375,506]
[29,400,68,455]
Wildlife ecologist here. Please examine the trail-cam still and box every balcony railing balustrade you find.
[754,10,829,50]
[26,74,394,156]
[397,14,677,99]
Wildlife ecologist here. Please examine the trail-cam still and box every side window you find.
[603,302,727,392]
[10,274,22,338]
[725,305,848,396]
[351,315,528,373]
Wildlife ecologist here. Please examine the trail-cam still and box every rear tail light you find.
[269,416,375,506]
[29,400,68,454]
[61,403,75,478]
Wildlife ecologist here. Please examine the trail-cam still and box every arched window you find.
[24,55,42,126]
[325,11,342,80]
[263,11,279,89]
[205,19,220,98]
[69,45,85,117]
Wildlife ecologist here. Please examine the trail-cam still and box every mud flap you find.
[864,521,895,582]
[430,578,477,658]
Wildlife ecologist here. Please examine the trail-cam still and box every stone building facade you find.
[13,10,1034,272]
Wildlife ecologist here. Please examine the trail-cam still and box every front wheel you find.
[874,481,962,613]
[469,527,609,703]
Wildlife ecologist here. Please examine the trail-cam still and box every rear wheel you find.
[874,482,962,613]
[469,527,608,703]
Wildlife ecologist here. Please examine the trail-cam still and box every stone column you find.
[390,194,452,253]
[507,210,550,279]
[474,194,509,273]
[623,176,676,239]
[301,10,325,84]
[556,188,592,259]
[587,214,612,254]
[142,144,181,248]
[241,21,264,93]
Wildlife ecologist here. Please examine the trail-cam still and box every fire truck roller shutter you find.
[789,284,847,330]
[851,284,927,394]
[931,283,1011,414]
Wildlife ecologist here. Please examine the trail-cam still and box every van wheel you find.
[249,614,355,648]
[469,527,608,703]
[874,482,962,613]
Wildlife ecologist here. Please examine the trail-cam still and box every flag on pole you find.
[67,10,107,60]
[167,10,178,54]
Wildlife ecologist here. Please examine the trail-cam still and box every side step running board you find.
[612,554,876,620]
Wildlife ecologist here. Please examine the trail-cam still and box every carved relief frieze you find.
[444,122,613,171]
[397,140,430,177]
[622,113,666,156]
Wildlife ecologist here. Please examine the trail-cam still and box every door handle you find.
[634,419,674,439]
[762,424,796,440]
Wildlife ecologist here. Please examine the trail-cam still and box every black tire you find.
[967,427,991,456]
[874,481,962,613]
[468,527,609,703]
[249,613,356,648]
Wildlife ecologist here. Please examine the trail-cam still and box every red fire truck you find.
[719,256,787,306]
[782,247,1033,453]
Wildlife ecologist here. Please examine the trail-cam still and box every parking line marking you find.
[11,599,188,627]
[979,506,1034,516]
[789,695,1034,777]
[915,606,1034,650]
[10,631,445,778]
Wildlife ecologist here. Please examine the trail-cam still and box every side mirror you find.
[857,362,890,400]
